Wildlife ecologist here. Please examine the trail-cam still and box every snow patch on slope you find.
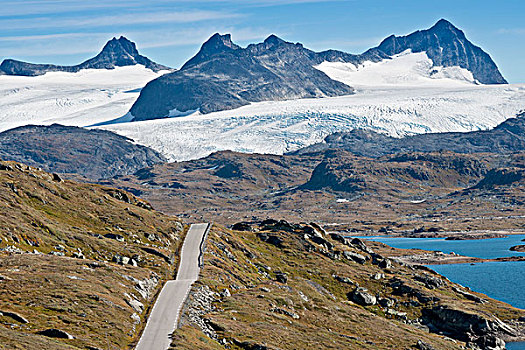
[0,65,166,132]
[315,51,476,88]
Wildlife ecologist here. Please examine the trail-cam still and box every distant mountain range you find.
[0,36,169,76]
[127,19,507,122]
[0,19,508,124]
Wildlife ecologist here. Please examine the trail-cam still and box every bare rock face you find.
[371,19,507,84]
[421,306,515,350]
[129,33,355,120]
[0,36,169,76]
[0,124,166,180]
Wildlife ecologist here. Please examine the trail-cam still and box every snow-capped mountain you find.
[0,19,522,163]
[128,33,356,121]
[0,36,170,76]
[368,19,507,84]
[126,19,506,122]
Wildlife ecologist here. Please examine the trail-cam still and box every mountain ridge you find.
[128,19,507,122]
[0,36,170,76]
[292,112,525,157]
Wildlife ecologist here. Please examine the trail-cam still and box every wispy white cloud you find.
[0,10,241,30]
[0,0,154,17]
[0,26,276,59]
[0,32,114,42]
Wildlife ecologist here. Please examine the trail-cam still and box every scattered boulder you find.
[378,298,395,308]
[414,274,445,289]
[350,238,374,254]
[113,254,130,265]
[275,272,288,284]
[105,233,125,242]
[0,311,28,324]
[343,251,367,264]
[37,328,74,339]
[231,222,253,232]
[349,287,376,306]
[52,173,63,182]
[310,235,334,250]
[329,233,347,244]
[371,272,385,280]
[378,258,392,269]
[416,340,437,350]
[257,232,284,248]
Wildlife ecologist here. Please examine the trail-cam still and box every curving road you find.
[135,223,210,350]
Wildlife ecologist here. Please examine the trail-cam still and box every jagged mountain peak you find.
[0,36,169,76]
[101,36,139,55]
[264,34,286,46]
[181,33,240,69]
[431,18,459,30]
[202,33,239,51]
[374,19,506,84]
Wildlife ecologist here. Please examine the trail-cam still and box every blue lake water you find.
[363,235,525,259]
[360,235,525,349]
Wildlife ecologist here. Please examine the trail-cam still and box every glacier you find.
[0,54,524,162]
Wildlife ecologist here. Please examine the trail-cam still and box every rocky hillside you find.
[0,36,169,76]
[0,124,166,180]
[294,113,525,157]
[170,222,524,349]
[0,159,183,349]
[128,19,506,121]
[108,148,525,233]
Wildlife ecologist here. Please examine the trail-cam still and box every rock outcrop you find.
[293,113,525,157]
[0,124,166,180]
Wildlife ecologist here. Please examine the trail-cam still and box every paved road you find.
[135,223,210,350]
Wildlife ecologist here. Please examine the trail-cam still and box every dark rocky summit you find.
[128,19,506,121]
[368,19,507,84]
[129,33,355,120]
[293,113,525,157]
[0,36,169,76]
[0,124,166,180]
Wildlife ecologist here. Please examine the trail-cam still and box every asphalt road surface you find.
[135,223,210,350]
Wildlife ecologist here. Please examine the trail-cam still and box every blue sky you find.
[1,0,524,82]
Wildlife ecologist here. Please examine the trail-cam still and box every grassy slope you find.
[171,225,524,350]
[0,160,184,349]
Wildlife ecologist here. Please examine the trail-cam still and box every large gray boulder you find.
[349,288,376,306]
